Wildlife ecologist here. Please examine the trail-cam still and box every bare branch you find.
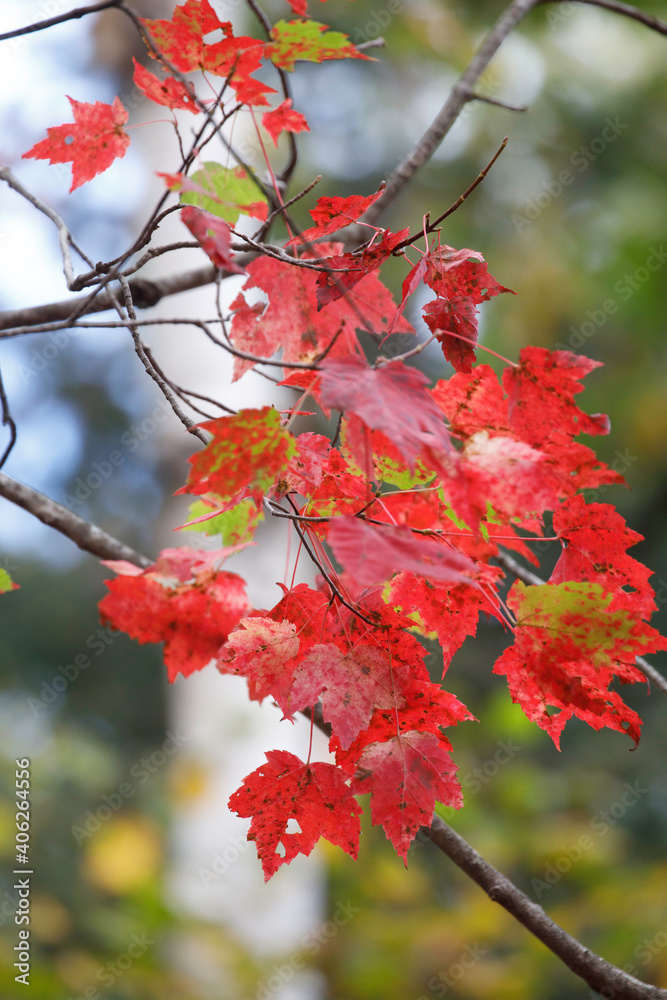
[538,0,667,34]
[361,0,666,229]
[362,0,538,227]
[0,265,224,334]
[0,167,93,287]
[424,815,667,1000]
[0,0,121,42]
[117,276,210,445]
[0,472,151,566]
[0,366,17,470]
[472,93,528,112]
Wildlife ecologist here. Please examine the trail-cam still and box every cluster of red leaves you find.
[23,0,365,191]
[100,314,666,877]
[23,0,664,882]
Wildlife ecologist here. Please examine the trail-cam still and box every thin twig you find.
[0,0,121,42]
[359,0,666,231]
[0,472,151,566]
[0,167,93,287]
[538,0,667,34]
[0,366,17,470]
[252,174,322,243]
[395,137,509,252]
[117,276,209,444]
[472,93,528,112]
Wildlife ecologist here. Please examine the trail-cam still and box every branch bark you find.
[0,0,121,42]
[0,472,151,567]
[424,815,667,1000]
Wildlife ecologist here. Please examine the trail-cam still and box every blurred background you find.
[0,0,666,997]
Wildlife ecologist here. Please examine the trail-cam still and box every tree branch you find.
[538,0,667,34]
[0,265,222,334]
[304,702,667,997]
[424,815,667,999]
[0,472,151,566]
[361,0,666,229]
[0,365,17,470]
[361,0,539,228]
[0,167,93,288]
[0,0,121,42]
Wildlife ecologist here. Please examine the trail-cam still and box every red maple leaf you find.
[178,406,295,507]
[262,99,310,146]
[333,682,473,769]
[423,295,480,373]
[353,731,462,861]
[276,431,330,495]
[289,642,407,749]
[432,361,622,498]
[141,0,231,73]
[318,355,450,468]
[23,96,129,192]
[422,253,513,372]
[503,347,610,446]
[132,59,199,113]
[229,750,362,880]
[265,583,333,655]
[180,206,247,273]
[99,548,250,682]
[431,365,510,439]
[461,431,558,521]
[142,1,274,106]
[315,228,410,308]
[551,495,657,616]
[327,516,477,589]
[386,572,503,673]
[286,185,385,246]
[218,617,300,712]
[302,447,375,530]
[229,246,411,380]
[493,580,666,747]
